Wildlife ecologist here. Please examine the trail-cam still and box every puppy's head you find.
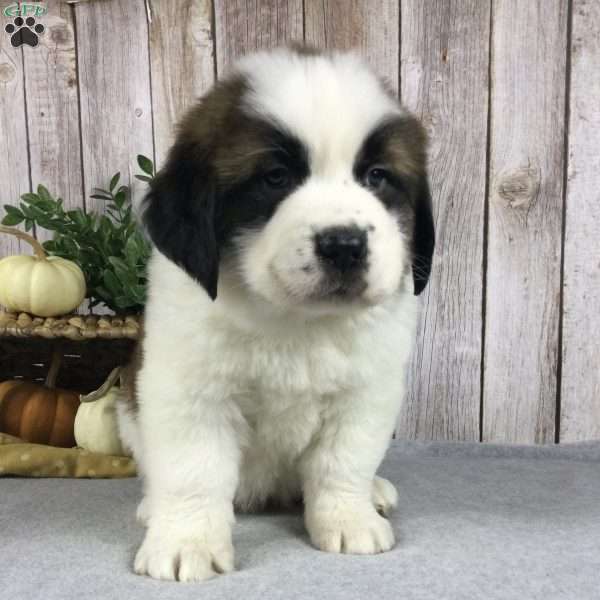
[144,48,434,314]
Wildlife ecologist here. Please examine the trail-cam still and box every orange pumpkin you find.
[0,351,80,447]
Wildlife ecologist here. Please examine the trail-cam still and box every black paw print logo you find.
[4,17,45,48]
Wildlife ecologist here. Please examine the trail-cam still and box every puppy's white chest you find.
[234,337,352,442]
[245,338,354,395]
[240,387,325,450]
[230,337,356,503]
[234,380,332,509]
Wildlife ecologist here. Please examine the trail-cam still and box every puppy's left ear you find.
[143,143,220,300]
[412,175,435,295]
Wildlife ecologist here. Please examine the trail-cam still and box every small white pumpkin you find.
[75,368,129,456]
[0,226,86,317]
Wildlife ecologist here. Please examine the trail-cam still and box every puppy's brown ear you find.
[143,142,219,300]
[412,174,435,295]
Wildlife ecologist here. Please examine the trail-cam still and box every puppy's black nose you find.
[315,226,367,271]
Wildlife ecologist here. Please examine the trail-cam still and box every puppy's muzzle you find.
[315,226,367,273]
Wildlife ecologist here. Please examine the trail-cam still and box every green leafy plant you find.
[1,155,155,313]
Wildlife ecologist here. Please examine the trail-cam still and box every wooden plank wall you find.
[75,0,154,214]
[23,2,82,241]
[0,9,28,256]
[484,0,568,444]
[0,0,598,443]
[560,0,600,442]
[398,0,488,441]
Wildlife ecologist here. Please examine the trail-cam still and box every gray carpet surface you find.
[2,441,599,600]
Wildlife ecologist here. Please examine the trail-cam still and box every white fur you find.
[237,48,404,171]
[122,49,421,582]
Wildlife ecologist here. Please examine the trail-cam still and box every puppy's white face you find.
[144,49,434,315]
[238,178,406,311]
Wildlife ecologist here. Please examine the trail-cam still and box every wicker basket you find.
[0,312,140,393]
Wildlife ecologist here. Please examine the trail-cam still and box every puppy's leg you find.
[115,400,150,525]
[372,476,398,517]
[300,393,399,555]
[133,377,243,582]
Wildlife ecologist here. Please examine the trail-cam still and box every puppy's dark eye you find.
[264,167,291,189]
[364,167,390,190]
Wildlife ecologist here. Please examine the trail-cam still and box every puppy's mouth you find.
[310,275,369,303]
[264,260,371,308]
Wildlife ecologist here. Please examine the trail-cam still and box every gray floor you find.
[2,441,599,600]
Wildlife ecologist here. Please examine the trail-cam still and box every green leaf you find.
[4,205,23,217]
[67,210,88,228]
[129,284,146,303]
[28,204,51,220]
[109,172,120,192]
[121,204,132,223]
[98,215,114,239]
[135,175,153,183]
[99,214,113,228]
[2,213,24,226]
[90,194,112,201]
[103,269,122,296]
[19,205,34,219]
[62,236,79,255]
[124,235,140,265]
[108,255,130,274]
[49,218,67,229]
[114,190,126,210]
[137,154,154,176]
[37,185,53,203]
[105,210,121,224]
[112,270,137,289]
[24,219,34,231]
[33,219,51,230]
[94,285,111,297]
[35,200,56,212]
[21,193,40,204]
[114,295,133,309]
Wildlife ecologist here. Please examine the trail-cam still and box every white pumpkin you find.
[75,368,130,456]
[0,226,86,317]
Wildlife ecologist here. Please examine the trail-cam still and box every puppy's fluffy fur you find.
[118,47,434,582]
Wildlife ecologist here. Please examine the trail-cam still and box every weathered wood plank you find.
[74,0,153,212]
[0,27,28,257]
[560,0,600,442]
[304,0,399,93]
[398,0,489,440]
[149,0,215,169]
[23,3,83,241]
[214,0,303,73]
[483,0,567,443]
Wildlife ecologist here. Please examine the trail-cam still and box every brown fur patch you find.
[379,116,428,180]
[120,318,144,415]
[172,75,300,185]
[353,115,429,205]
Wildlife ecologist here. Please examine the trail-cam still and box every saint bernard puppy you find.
[118,46,435,582]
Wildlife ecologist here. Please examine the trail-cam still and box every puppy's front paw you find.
[134,524,234,582]
[306,504,395,555]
